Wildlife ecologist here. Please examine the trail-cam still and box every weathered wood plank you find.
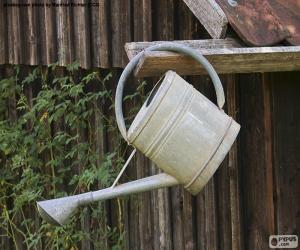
[0,5,7,64]
[272,72,300,238]
[56,4,74,66]
[7,0,22,64]
[133,0,152,42]
[216,148,232,250]
[22,0,38,65]
[111,0,131,67]
[183,0,228,38]
[136,152,152,250]
[176,0,198,40]
[171,186,184,250]
[73,0,91,68]
[125,40,300,76]
[90,0,101,67]
[99,0,110,68]
[239,73,275,249]
[215,75,243,250]
[125,39,239,59]
[196,178,218,250]
[225,76,244,250]
[150,161,160,250]
[37,5,46,65]
[182,190,196,250]
[157,179,172,249]
[152,0,174,40]
[42,1,57,64]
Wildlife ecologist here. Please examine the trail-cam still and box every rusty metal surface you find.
[268,0,300,45]
[216,0,300,46]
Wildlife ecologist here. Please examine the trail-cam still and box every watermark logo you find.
[3,1,100,8]
[269,235,298,248]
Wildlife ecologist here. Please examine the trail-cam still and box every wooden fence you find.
[0,0,199,68]
[0,1,299,249]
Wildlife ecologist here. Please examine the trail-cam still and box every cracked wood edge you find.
[183,0,228,38]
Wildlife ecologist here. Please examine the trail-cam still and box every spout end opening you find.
[37,201,63,226]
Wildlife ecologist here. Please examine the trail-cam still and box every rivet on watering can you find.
[37,43,240,226]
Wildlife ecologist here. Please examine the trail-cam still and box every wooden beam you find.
[183,0,228,38]
[125,40,300,77]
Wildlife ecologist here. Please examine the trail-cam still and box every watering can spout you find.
[37,173,178,225]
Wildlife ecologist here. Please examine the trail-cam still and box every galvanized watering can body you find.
[37,43,240,225]
[126,70,239,195]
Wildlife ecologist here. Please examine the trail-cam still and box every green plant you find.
[0,64,146,249]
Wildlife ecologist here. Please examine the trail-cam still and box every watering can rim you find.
[127,70,176,143]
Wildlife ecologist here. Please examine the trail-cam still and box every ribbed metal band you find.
[144,86,194,159]
[184,117,233,189]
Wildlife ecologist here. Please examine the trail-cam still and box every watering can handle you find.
[115,42,225,142]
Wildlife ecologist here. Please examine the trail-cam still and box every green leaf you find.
[66,61,80,72]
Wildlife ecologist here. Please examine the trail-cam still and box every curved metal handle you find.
[115,42,225,141]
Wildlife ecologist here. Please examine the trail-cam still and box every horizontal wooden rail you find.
[125,40,300,77]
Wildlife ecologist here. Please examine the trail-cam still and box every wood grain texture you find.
[56,3,74,66]
[111,0,131,67]
[90,0,101,67]
[197,178,218,250]
[73,0,91,68]
[183,0,228,38]
[272,72,300,238]
[43,1,57,64]
[136,153,152,250]
[171,186,184,250]
[216,140,233,250]
[240,73,275,249]
[125,40,300,76]
[7,0,22,64]
[0,5,7,64]
[125,39,240,59]
[152,0,174,41]
[36,5,46,65]
[20,0,38,65]
[99,0,110,68]
[226,76,244,250]
[133,0,152,42]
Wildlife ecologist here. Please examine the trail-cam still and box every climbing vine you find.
[0,63,146,249]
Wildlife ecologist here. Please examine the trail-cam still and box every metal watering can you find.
[37,43,240,226]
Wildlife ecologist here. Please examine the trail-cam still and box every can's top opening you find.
[127,70,176,143]
[146,77,164,107]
